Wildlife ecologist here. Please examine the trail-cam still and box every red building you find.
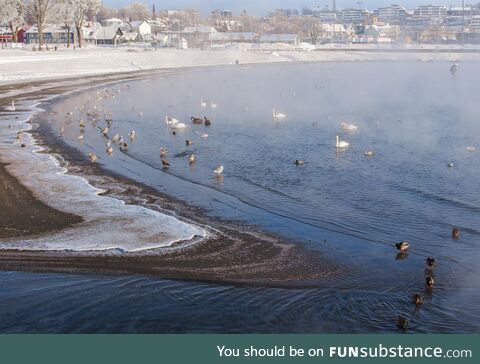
[17,25,31,43]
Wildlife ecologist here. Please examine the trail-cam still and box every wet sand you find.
[0,72,348,287]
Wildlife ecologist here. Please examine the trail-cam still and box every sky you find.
[103,0,468,15]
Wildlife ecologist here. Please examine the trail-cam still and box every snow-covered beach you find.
[2,44,480,85]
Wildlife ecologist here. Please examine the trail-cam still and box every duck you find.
[214,165,224,174]
[191,117,203,124]
[106,118,113,127]
[340,121,358,131]
[128,130,136,140]
[272,109,287,120]
[88,153,99,163]
[452,228,460,239]
[162,159,170,168]
[112,134,120,143]
[4,100,15,111]
[138,111,144,117]
[412,294,423,305]
[336,135,349,149]
[120,141,128,151]
[425,275,435,289]
[395,241,410,252]
[294,159,305,165]
[425,257,436,269]
[450,63,458,75]
[396,316,408,330]
[188,154,196,164]
[364,150,375,157]
[106,146,113,156]
[160,147,168,157]
[447,162,454,168]
[186,140,193,146]
[99,126,109,136]
[79,120,86,128]
[78,134,84,141]
[466,146,476,152]
[204,117,211,126]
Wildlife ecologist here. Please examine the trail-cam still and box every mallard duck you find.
[188,154,195,164]
[452,228,460,239]
[186,140,193,146]
[191,117,203,124]
[425,275,435,288]
[106,146,113,156]
[412,294,423,305]
[88,153,99,163]
[162,159,170,168]
[395,241,410,252]
[204,117,211,126]
[396,316,408,329]
[425,257,436,269]
[128,130,136,140]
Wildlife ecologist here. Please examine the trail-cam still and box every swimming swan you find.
[336,135,349,149]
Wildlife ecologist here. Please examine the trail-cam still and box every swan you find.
[214,165,224,174]
[272,109,286,120]
[340,122,358,131]
[172,122,187,129]
[210,102,217,108]
[200,99,207,108]
[4,100,15,111]
[467,146,476,152]
[165,115,178,125]
[336,135,349,149]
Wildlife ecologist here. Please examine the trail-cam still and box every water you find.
[2,61,480,332]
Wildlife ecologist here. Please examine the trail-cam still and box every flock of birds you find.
[395,227,461,330]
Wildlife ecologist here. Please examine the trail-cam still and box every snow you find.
[2,44,480,86]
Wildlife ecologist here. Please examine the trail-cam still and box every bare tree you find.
[65,0,100,48]
[0,0,25,43]
[58,1,74,47]
[120,2,149,21]
[29,0,58,47]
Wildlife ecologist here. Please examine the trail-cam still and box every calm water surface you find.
[2,61,480,333]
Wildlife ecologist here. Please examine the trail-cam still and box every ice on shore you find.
[0,104,206,253]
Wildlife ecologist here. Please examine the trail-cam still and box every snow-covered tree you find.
[0,0,26,43]
[28,0,58,47]
[57,1,74,47]
[65,0,100,48]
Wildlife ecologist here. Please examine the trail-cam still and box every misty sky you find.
[103,0,467,15]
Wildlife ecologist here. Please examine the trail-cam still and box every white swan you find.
[272,109,287,120]
[340,122,358,131]
[172,122,187,129]
[4,100,15,111]
[165,115,181,125]
[210,102,217,108]
[200,99,207,108]
[336,135,349,149]
[214,165,224,174]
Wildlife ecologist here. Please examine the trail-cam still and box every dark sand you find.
[0,73,348,287]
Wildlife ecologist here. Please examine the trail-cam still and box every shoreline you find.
[0,68,350,287]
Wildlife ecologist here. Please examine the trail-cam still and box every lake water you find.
[2,61,480,333]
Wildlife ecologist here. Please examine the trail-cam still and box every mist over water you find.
[4,61,480,333]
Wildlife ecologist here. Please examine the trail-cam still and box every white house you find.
[129,20,151,40]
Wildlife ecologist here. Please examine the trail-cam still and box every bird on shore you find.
[412,294,423,305]
[336,135,349,149]
[188,154,196,164]
[425,275,435,289]
[162,159,170,168]
[4,100,15,111]
[272,109,287,120]
[452,228,460,239]
[425,257,436,269]
[395,241,410,252]
[214,165,224,174]
[88,153,99,163]
[340,122,358,132]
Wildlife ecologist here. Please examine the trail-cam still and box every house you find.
[17,25,31,43]
[25,24,74,44]
[259,33,299,45]
[94,25,123,45]
[0,28,13,44]
[210,32,257,43]
[130,21,151,37]
[182,25,218,48]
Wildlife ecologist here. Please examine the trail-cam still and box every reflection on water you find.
[3,61,480,332]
